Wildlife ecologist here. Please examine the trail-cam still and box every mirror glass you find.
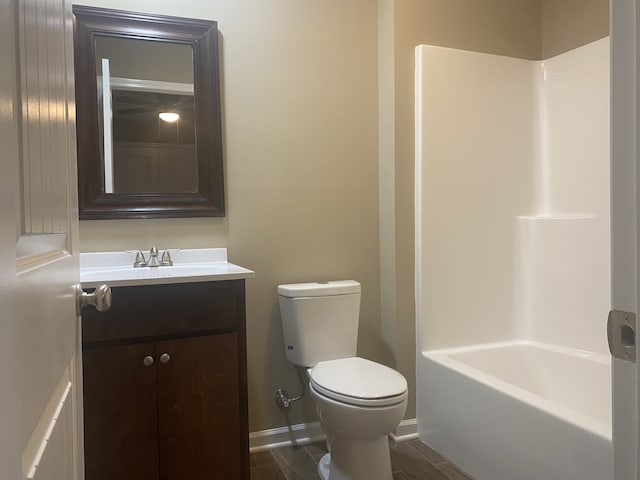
[73,6,225,219]
[95,37,197,194]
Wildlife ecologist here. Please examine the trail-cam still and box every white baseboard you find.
[249,421,326,453]
[249,418,418,452]
[389,418,418,442]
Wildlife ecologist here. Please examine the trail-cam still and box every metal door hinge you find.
[607,309,636,363]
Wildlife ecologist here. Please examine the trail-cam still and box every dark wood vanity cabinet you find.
[81,280,249,480]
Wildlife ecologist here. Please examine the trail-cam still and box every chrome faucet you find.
[133,247,174,267]
[147,247,161,267]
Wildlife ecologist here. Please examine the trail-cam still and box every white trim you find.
[414,46,424,356]
[610,1,640,479]
[249,422,325,453]
[389,418,418,442]
[249,418,418,452]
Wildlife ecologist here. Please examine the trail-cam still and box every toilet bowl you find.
[309,356,408,480]
[277,281,408,480]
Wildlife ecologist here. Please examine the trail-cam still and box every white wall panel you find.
[415,45,536,350]
[416,39,610,354]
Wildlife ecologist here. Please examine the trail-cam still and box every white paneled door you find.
[0,1,83,480]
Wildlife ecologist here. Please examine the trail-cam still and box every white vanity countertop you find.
[80,248,255,288]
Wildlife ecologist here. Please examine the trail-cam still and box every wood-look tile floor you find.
[250,438,475,480]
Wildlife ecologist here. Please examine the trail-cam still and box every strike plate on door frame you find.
[608,309,636,363]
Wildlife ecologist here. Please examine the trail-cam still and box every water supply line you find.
[275,366,307,409]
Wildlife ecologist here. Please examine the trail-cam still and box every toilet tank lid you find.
[277,280,361,298]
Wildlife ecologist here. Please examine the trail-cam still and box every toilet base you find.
[317,435,393,480]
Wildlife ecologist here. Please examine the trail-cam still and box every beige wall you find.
[76,0,380,432]
[542,0,609,59]
[76,0,609,432]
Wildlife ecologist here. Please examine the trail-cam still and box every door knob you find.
[143,356,154,367]
[77,284,112,313]
[160,353,171,364]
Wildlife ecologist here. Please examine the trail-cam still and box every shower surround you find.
[414,39,611,480]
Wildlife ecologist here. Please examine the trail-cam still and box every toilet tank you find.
[278,280,361,367]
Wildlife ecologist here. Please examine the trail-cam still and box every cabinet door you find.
[83,343,159,480]
[156,334,242,480]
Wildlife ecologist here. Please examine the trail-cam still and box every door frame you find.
[610,1,640,479]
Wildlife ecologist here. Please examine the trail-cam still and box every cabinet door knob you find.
[160,353,171,364]
[143,356,154,367]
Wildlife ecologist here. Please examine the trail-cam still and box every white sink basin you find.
[80,248,254,287]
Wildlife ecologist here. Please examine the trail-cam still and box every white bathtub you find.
[417,341,613,480]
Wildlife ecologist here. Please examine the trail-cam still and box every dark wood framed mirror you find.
[73,6,225,219]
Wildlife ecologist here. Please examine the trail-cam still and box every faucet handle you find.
[149,246,159,256]
[133,250,147,267]
[160,249,173,266]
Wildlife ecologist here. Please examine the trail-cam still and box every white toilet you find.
[278,280,408,480]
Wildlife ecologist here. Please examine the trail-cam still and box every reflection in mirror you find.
[95,38,197,194]
[73,6,224,219]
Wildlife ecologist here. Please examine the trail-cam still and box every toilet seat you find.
[310,357,408,407]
